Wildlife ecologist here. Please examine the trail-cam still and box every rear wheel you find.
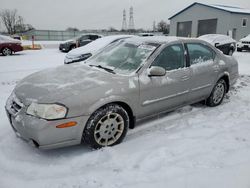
[206,79,227,107]
[228,49,234,56]
[237,48,242,52]
[69,45,76,52]
[2,47,12,56]
[82,104,129,149]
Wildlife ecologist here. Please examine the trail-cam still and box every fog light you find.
[56,121,77,128]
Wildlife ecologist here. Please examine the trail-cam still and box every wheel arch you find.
[218,73,230,93]
[1,46,13,55]
[89,101,136,129]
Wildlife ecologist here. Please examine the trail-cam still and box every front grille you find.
[7,94,24,115]
[10,100,22,114]
[242,41,250,44]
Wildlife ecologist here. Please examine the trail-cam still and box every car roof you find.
[124,36,201,45]
[0,34,20,43]
[79,33,103,37]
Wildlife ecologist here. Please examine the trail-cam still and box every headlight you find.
[80,53,92,60]
[64,53,92,64]
[27,103,67,120]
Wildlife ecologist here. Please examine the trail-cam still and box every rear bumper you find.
[14,45,23,52]
[5,105,90,149]
[59,44,71,52]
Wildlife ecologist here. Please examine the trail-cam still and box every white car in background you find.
[64,35,133,64]
[237,34,250,52]
[199,34,236,56]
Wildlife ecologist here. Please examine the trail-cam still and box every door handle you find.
[181,75,190,81]
[213,65,220,72]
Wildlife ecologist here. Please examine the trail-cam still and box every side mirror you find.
[215,43,220,47]
[148,66,166,77]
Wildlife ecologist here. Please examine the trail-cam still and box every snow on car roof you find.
[67,35,133,56]
[199,34,236,46]
[125,36,181,45]
[0,34,20,43]
[242,34,250,40]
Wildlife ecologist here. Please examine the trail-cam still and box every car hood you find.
[61,39,75,44]
[14,64,113,104]
[199,35,235,46]
[0,37,20,44]
[240,36,250,42]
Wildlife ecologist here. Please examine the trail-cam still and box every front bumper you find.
[5,94,90,149]
[59,44,71,52]
[15,45,23,52]
[237,42,250,50]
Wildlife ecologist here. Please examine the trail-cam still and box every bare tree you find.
[0,9,34,34]
[0,9,19,34]
[153,21,157,32]
[108,27,118,32]
[157,20,169,34]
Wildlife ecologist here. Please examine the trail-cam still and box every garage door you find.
[198,19,217,37]
[177,21,192,37]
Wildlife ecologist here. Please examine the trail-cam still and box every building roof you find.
[169,2,250,20]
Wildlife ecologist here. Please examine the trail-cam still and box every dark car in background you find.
[59,34,102,52]
[199,34,236,56]
[138,33,154,37]
[0,35,23,56]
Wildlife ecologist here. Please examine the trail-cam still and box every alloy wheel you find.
[213,82,225,104]
[2,48,12,56]
[94,113,125,146]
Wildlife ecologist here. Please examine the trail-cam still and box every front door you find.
[138,43,191,118]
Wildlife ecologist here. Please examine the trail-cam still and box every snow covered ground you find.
[0,49,250,188]
[21,40,63,49]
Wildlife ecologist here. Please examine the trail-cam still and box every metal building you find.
[169,2,250,41]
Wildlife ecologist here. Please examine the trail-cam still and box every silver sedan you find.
[5,36,239,149]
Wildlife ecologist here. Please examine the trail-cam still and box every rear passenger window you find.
[90,35,99,40]
[187,43,215,65]
[151,44,185,71]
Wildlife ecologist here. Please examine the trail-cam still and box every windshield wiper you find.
[89,64,115,74]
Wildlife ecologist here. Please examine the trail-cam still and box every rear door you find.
[138,43,191,118]
[185,42,218,101]
[89,35,99,41]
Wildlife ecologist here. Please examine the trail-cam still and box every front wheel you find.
[206,79,227,107]
[82,104,129,149]
[2,47,12,56]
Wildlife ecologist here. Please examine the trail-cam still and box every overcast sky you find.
[1,0,250,30]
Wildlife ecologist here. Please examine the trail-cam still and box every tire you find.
[237,48,242,52]
[206,79,227,107]
[228,49,234,56]
[69,45,76,52]
[2,47,12,56]
[82,104,129,149]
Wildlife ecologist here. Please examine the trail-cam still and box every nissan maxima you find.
[5,36,239,149]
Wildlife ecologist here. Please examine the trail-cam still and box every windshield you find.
[86,41,157,74]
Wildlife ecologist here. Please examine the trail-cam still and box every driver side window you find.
[151,44,185,71]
